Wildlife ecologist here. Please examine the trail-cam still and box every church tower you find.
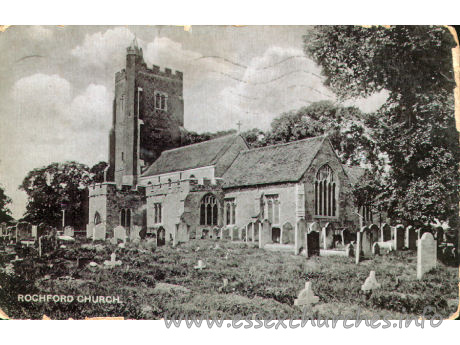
[105,38,185,188]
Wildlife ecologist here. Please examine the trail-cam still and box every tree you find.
[19,161,93,229]
[0,185,14,224]
[244,101,377,167]
[304,25,459,227]
[90,161,108,184]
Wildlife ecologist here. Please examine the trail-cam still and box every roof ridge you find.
[243,135,326,154]
[161,134,237,154]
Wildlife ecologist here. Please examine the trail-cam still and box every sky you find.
[0,25,388,219]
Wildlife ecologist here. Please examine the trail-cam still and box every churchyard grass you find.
[0,238,457,320]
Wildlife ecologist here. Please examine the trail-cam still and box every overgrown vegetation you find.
[1,239,457,320]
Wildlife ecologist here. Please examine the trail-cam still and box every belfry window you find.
[155,92,168,111]
[120,209,131,227]
[315,164,336,217]
[200,194,218,226]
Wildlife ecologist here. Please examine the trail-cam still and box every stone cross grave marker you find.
[294,281,319,307]
[194,259,206,270]
[417,232,437,280]
[361,271,381,291]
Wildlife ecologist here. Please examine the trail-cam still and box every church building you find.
[87,40,366,247]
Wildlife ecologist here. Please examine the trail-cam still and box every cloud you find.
[71,27,135,69]
[0,73,112,218]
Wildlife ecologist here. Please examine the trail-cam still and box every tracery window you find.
[200,194,218,226]
[314,164,336,217]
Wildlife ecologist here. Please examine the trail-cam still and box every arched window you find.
[94,211,101,225]
[120,209,126,227]
[315,165,336,217]
[226,203,231,225]
[200,194,218,226]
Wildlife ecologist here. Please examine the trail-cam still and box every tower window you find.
[155,92,168,111]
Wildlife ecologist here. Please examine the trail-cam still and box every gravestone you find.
[394,225,405,251]
[345,243,354,257]
[130,225,142,241]
[259,219,272,249]
[253,221,260,242]
[86,223,94,239]
[113,225,127,243]
[240,227,247,241]
[177,222,190,243]
[295,219,307,255]
[361,271,381,291]
[222,227,230,240]
[0,222,6,236]
[381,223,391,242]
[369,224,379,244]
[201,228,210,239]
[16,221,31,241]
[93,223,106,240]
[31,225,38,239]
[417,232,437,280]
[341,228,351,246]
[372,242,380,256]
[64,226,74,237]
[294,282,319,307]
[405,225,417,250]
[157,227,166,246]
[434,227,444,246]
[232,226,239,241]
[213,227,220,239]
[360,226,372,256]
[194,259,206,270]
[104,253,122,267]
[308,222,321,233]
[355,231,362,264]
[281,222,294,244]
[305,229,320,257]
[246,223,253,242]
[322,223,334,249]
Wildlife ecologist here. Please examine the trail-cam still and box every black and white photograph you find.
[0,24,458,322]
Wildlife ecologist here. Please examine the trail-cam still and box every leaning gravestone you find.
[345,243,354,257]
[64,226,74,237]
[405,225,417,250]
[322,223,334,249]
[381,223,391,242]
[113,225,127,243]
[394,224,405,251]
[305,229,320,258]
[294,282,319,307]
[417,232,437,280]
[259,219,272,249]
[295,219,307,255]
